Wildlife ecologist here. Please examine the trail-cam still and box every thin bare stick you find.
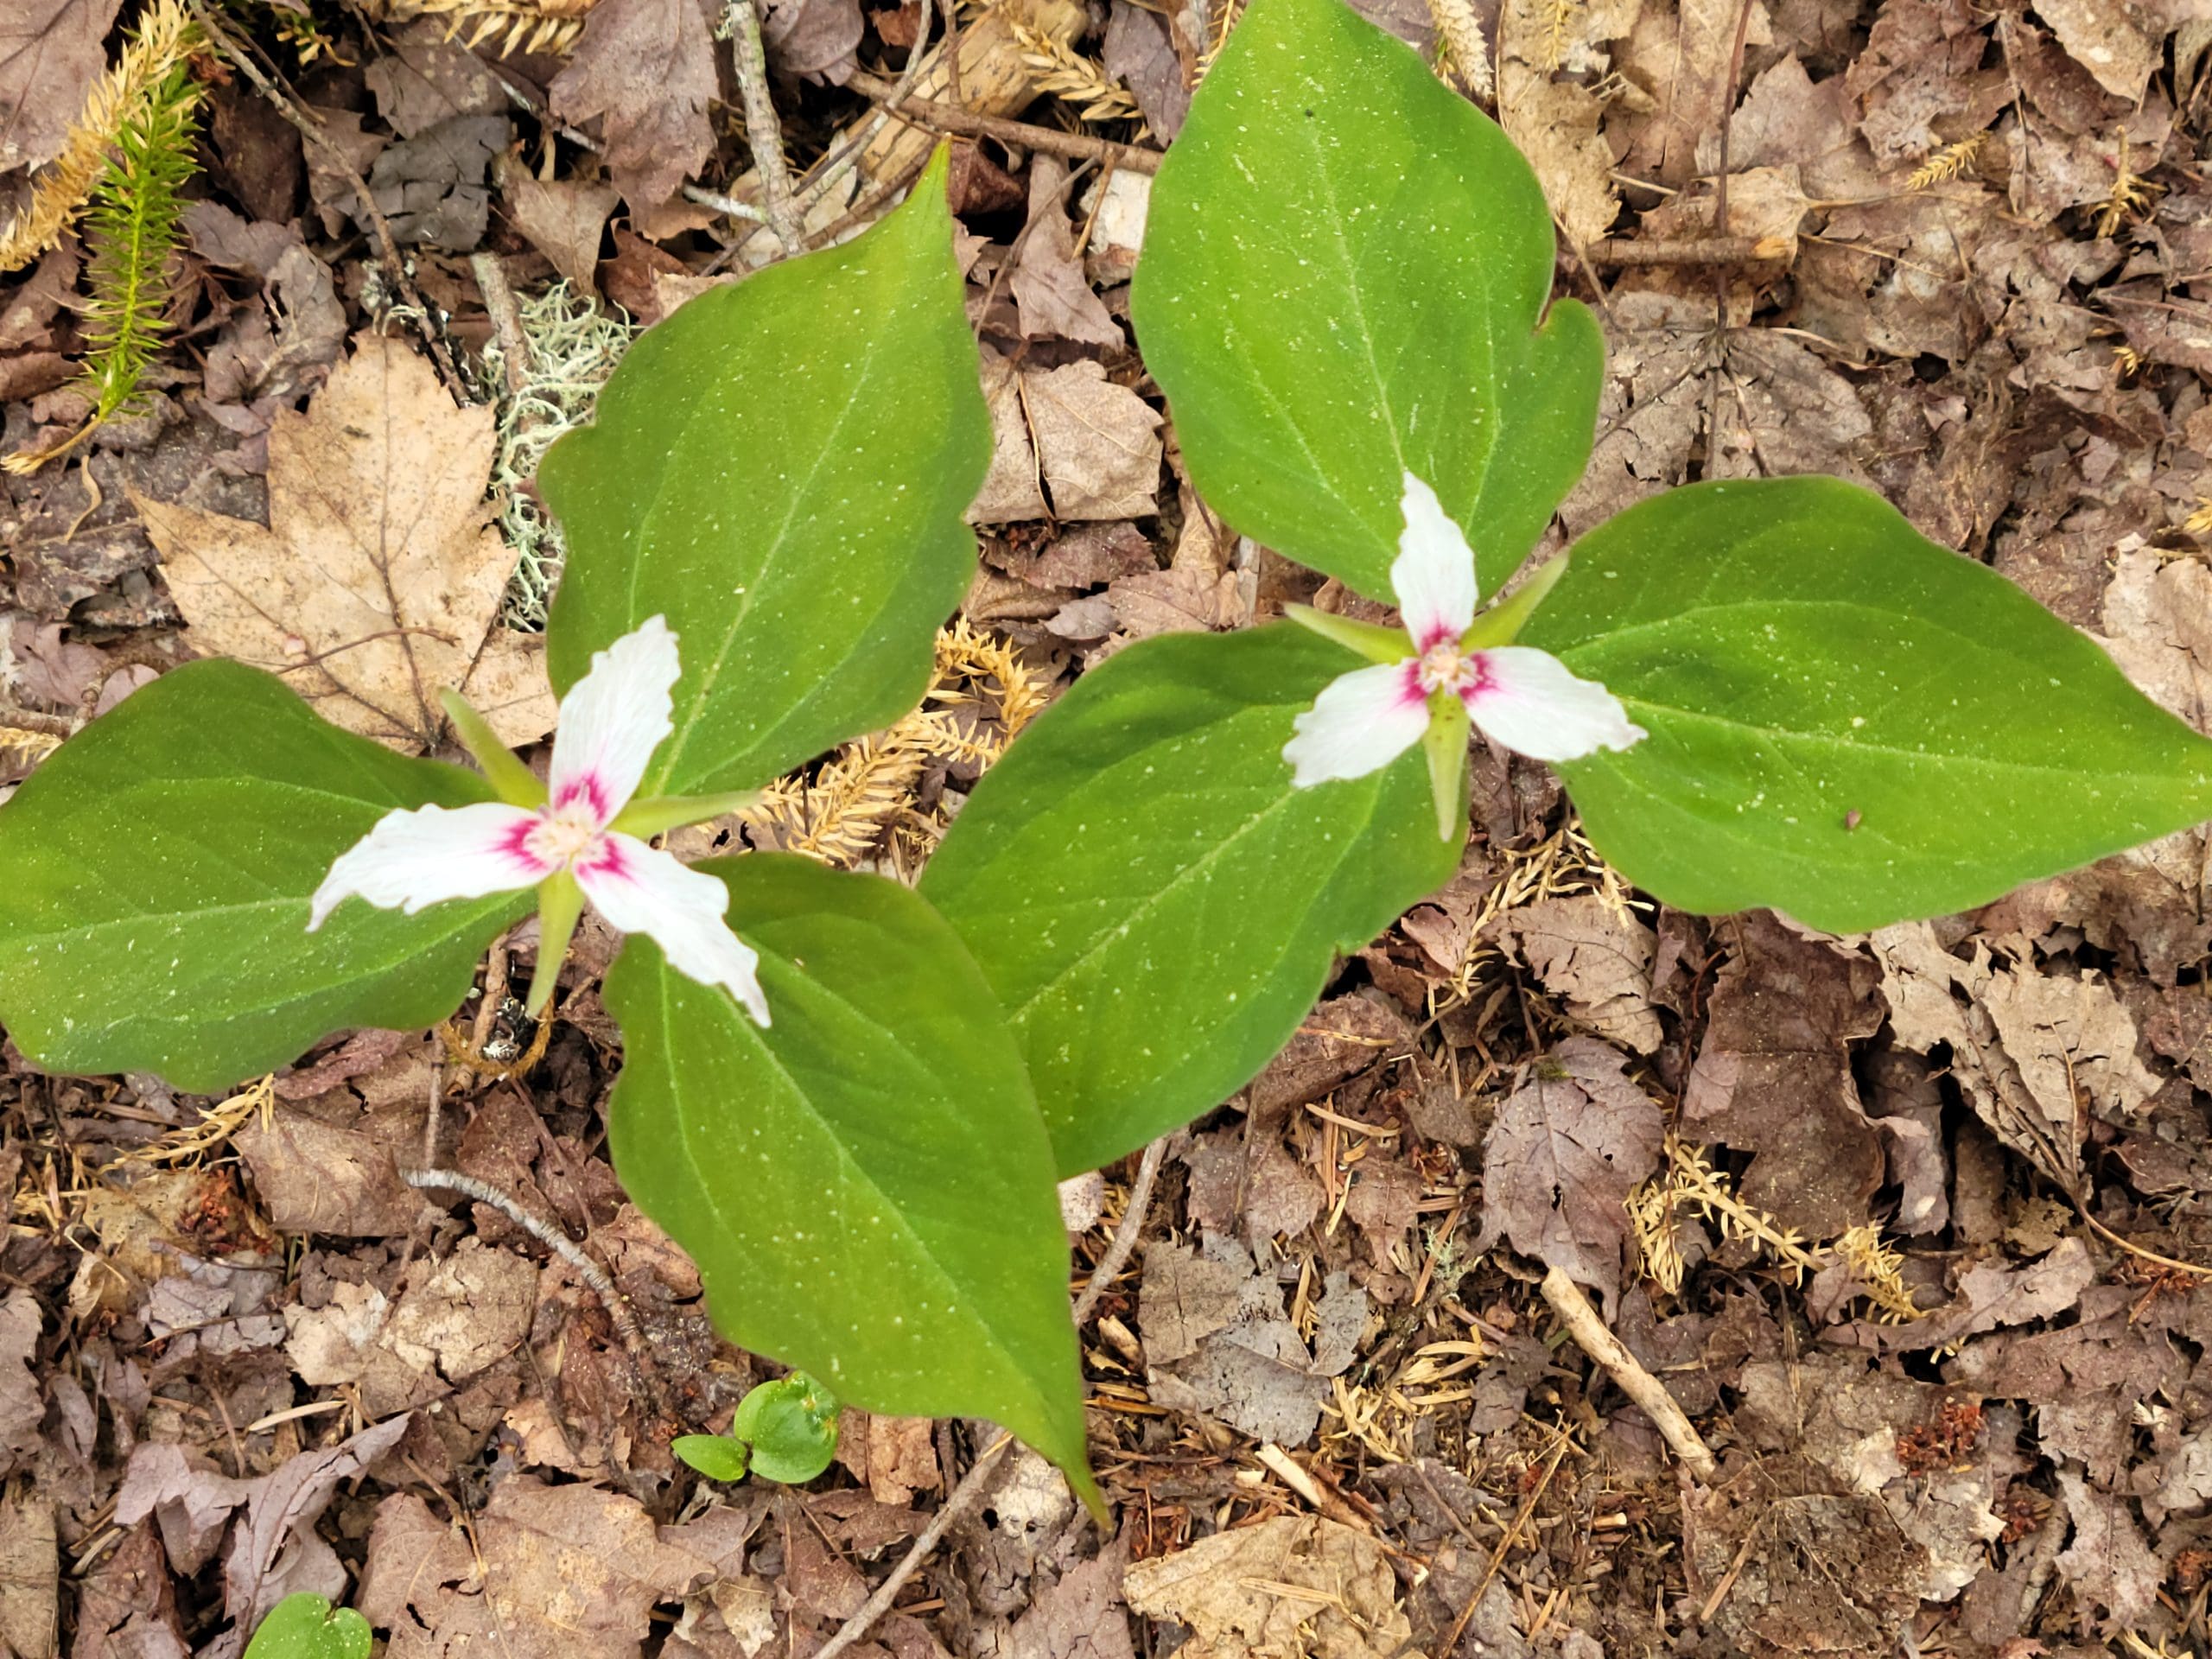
[186,0,467,397]
[846,69,1165,175]
[720,0,803,253]
[818,1135,1170,1657]
[469,256,531,397]
[1586,234,1789,267]
[1541,1265,1718,1483]
[1073,1136,1166,1322]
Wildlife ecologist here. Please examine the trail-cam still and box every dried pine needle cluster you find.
[1012,22,1145,124]
[363,0,599,55]
[741,621,1050,871]
[1907,133,1985,192]
[1630,1135,1923,1322]
[1425,0,1493,100]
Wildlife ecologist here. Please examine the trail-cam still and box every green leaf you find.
[603,855,1095,1509]
[1129,0,1602,600]
[671,1433,750,1482]
[1526,478,2212,931]
[731,1372,841,1484]
[540,148,990,798]
[0,662,528,1092]
[921,627,1460,1178]
[243,1594,372,1659]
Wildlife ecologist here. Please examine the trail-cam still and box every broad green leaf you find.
[1130,0,1602,600]
[603,855,1095,1509]
[242,1594,372,1659]
[731,1372,840,1483]
[0,662,527,1092]
[541,148,989,798]
[921,627,1460,1178]
[1527,478,2212,931]
[671,1434,750,1482]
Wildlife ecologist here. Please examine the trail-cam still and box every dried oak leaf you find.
[70,1522,185,1659]
[502,168,620,296]
[0,1291,38,1474]
[1615,0,1773,186]
[137,334,556,751]
[976,354,1164,523]
[1683,912,1885,1239]
[1493,893,1664,1054]
[2034,0,2158,99]
[550,0,717,226]
[2055,1465,2164,1634]
[361,1477,712,1659]
[238,1109,421,1237]
[1473,1036,1663,1316]
[0,1492,56,1659]
[1122,1515,1414,1659]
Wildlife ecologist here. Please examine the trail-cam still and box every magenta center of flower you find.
[1416,641,1478,696]
[524,800,603,869]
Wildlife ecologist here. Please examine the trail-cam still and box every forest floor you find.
[6,0,2212,1655]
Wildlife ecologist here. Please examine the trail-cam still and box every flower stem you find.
[525,870,585,1017]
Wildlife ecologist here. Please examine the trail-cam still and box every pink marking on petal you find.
[1452,655,1496,706]
[575,834,631,884]
[1396,659,1431,708]
[551,772,610,823]
[1413,619,1462,654]
[499,814,550,876]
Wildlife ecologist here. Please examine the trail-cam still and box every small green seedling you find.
[674,1370,842,1486]
[242,1593,372,1659]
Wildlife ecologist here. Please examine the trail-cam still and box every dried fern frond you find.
[0,0,199,274]
[1426,0,1492,100]
[1013,23,1143,124]
[5,54,200,474]
[1907,133,1984,192]
[743,621,1051,871]
[364,0,598,55]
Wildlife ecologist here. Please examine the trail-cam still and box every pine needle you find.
[0,0,199,274]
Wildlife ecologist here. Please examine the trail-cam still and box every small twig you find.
[469,255,531,397]
[721,0,804,253]
[1072,1136,1166,1322]
[819,1135,1169,1657]
[1586,234,1788,267]
[847,69,1164,175]
[404,1167,657,1383]
[1540,1266,1719,1483]
[186,0,467,397]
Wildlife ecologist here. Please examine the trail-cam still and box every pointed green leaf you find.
[671,1434,750,1483]
[1130,0,1602,600]
[244,1595,372,1659]
[920,627,1460,1178]
[540,149,990,797]
[0,662,527,1092]
[1527,478,2212,931]
[603,855,1095,1505]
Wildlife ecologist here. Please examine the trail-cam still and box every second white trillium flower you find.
[310,616,771,1026]
[1284,473,1646,835]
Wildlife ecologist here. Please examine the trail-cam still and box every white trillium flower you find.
[1283,473,1646,836]
[309,616,770,1025]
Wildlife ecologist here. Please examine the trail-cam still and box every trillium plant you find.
[4,0,2211,1510]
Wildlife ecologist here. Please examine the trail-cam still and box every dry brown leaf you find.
[361,1478,714,1659]
[137,335,556,751]
[0,0,120,179]
[1497,65,1618,247]
[2056,1465,2163,1634]
[1616,0,1773,186]
[549,0,716,224]
[1494,893,1664,1053]
[1022,359,1163,520]
[1979,965,2159,1126]
[2033,0,2158,99]
[502,167,620,295]
[833,1412,941,1506]
[1474,1037,1663,1314]
[0,1491,56,1659]
[1010,155,1123,347]
[1122,1515,1418,1659]
[289,1239,537,1416]
[0,1292,38,1475]
[237,1111,422,1237]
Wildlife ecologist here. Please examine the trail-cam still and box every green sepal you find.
[610,790,763,841]
[525,870,584,1017]
[438,687,544,808]
[1284,603,1412,665]
[1462,556,1567,651]
[1421,696,1470,842]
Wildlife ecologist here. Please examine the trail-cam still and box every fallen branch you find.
[847,69,1164,175]
[720,0,803,253]
[1541,1265,1718,1483]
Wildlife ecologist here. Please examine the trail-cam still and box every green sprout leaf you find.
[242,1593,372,1659]
[539,147,989,798]
[671,1433,751,1483]
[921,627,1460,1178]
[0,662,527,1091]
[731,1372,841,1484]
[604,855,1096,1511]
[1528,478,2212,931]
[1131,0,1602,600]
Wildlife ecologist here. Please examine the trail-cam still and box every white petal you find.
[1283,659,1432,787]
[548,615,680,826]
[1390,473,1479,651]
[577,833,770,1026]
[1464,647,1648,763]
[308,802,546,930]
